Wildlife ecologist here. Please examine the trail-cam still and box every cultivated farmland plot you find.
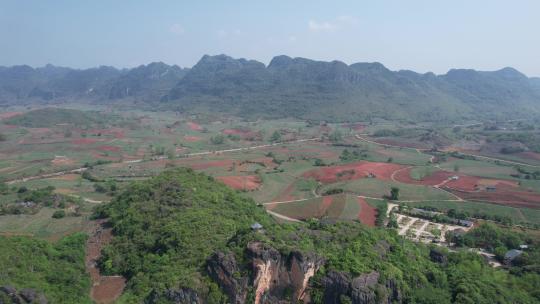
[2,107,540,241]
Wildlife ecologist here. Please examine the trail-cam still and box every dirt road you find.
[6,137,320,184]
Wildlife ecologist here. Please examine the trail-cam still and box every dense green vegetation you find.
[0,233,91,303]
[486,132,540,153]
[0,185,80,215]
[94,168,275,302]
[94,168,540,303]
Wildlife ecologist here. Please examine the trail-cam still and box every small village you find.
[389,204,531,268]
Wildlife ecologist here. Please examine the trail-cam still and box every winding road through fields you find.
[5,137,320,185]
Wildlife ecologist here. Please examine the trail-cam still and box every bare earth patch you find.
[357,197,377,227]
[184,135,202,142]
[0,111,23,119]
[187,122,203,131]
[217,175,262,190]
[51,156,75,166]
[86,220,126,304]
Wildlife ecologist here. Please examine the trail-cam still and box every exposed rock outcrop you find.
[320,270,401,304]
[0,286,47,304]
[321,271,352,303]
[208,242,325,304]
[144,288,201,304]
[429,248,448,265]
[351,272,380,303]
[207,252,248,304]
[247,242,325,304]
[206,242,405,304]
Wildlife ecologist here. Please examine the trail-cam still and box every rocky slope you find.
[207,242,325,304]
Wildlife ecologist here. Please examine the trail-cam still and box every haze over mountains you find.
[2,54,540,122]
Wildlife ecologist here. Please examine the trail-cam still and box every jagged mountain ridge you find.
[2,54,539,121]
[0,62,189,102]
[167,55,540,121]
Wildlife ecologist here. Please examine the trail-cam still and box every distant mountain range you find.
[2,55,540,122]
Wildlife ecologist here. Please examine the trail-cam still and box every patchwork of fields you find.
[2,106,540,240]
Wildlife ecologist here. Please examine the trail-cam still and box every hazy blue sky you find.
[1,0,539,76]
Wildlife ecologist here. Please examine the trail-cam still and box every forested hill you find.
[2,55,540,122]
[0,62,189,103]
[92,168,540,303]
[165,55,540,121]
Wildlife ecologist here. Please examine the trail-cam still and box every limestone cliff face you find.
[247,242,325,304]
[208,242,325,304]
[207,241,403,304]
[145,287,201,304]
[207,251,249,304]
[0,286,47,304]
[320,270,402,304]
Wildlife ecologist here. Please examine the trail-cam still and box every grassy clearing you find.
[246,172,296,202]
[365,198,388,209]
[266,197,323,219]
[439,158,518,179]
[0,208,90,240]
[340,194,361,220]
[321,178,455,201]
[268,193,360,221]
[410,166,438,180]
[371,147,431,166]
[518,179,540,193]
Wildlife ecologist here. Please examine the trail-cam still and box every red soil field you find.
[303,161,405,184]
[97,145,121,152]
[0,111,22,119]
[71,138,100,145]
[357,197,377,227]
[443,176,483,191]
[447,186,540,209]
[217,175,262,190]
[322,195,334,210]
[187,122,203,131]
[92,277,126,304]
[184,135,202,142]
